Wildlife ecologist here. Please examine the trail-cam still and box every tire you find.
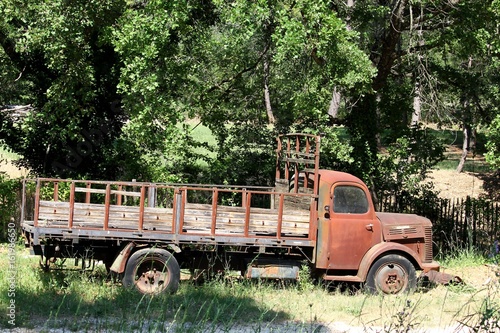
[365,254,416,295]
[122,248,180,295]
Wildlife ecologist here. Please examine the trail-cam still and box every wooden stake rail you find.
[28,178,316,241]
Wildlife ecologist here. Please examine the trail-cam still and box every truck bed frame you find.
[22,179,317,250]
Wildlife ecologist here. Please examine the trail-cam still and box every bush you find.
[0,173,20,242]
[485,114,500,170]
[376,124,444,208]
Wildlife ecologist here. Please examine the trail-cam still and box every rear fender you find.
[357,242,423,281]
[110,242,181,274]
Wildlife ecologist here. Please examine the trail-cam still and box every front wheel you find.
[123,248,180,295]
[365,254,416,295]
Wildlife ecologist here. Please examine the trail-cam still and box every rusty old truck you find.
[20,133,441,295]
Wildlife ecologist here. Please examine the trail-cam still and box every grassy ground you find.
[1,245,498,332]
[0,147,28,178]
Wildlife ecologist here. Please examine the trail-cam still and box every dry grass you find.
[258,265,499,330]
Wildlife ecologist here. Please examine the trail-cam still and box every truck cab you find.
[312,169,439,293]
[274,134,441,294]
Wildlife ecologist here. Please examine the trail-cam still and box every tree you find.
[328,1,500,191]
[424,1,500,173]
[0,0,133,179]
[1,0,497,196]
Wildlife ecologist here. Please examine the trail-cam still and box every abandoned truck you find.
[21,133,442,295]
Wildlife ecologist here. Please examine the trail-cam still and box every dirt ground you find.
[0,160,28,178]
[427,169,486,199]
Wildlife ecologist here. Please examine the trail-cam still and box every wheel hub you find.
[375,264,407,294]
[136,268,168,294]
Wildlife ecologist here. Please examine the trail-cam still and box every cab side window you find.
[333,186,369,214]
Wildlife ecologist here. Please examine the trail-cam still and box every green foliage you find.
[379,299,423,333]
[459,285,500,333]
[273,0,375,88]
[0,0,133,180]
[439,246,487,269]
[206,125,276,187]
[0,0,498,197]
[297,264,315,293]
[485,115,500,170]
[376,125,445,203]
[0,173,19,242]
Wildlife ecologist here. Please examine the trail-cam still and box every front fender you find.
[357,242,423,281]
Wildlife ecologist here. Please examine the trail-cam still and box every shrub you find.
[0,173,20,242]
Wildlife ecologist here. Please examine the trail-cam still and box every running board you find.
[322,274,363,282]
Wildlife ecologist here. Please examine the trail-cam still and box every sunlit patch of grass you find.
[0,144,21,161]
[0,145,28,178]
[435,158,492,173]
[439,246,487,269]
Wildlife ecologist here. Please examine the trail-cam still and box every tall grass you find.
[1,244,498,332]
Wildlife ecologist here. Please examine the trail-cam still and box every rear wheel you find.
[365,254,416,295]
[123,248,180,295]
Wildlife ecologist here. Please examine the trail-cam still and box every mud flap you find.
[110,242,136,274]
[419,270,463,285]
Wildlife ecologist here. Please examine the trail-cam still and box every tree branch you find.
[206,42,270,96]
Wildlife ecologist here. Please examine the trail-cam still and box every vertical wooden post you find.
[68,182,75,229]
[211,188,218,236]
[172,188,180,234]
[242,189,247,209]
[34,179,40,227]
[148,185,156,208]
[85,182,91,204]
[244,191,251,237]
[294,135,300,191]
[275,136,282,180]
[53,182,59,202]
[178,188,186,234]
[285,137,291,180]
[138,185,145,231]
[117,185,122,206]
[103,184,111,230]
[277,193,284,239]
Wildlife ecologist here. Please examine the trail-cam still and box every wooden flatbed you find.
[22,178,318,249]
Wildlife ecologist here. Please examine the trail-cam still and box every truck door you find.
[325,183,381,270]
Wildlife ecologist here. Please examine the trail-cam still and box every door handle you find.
[365,224,373,231]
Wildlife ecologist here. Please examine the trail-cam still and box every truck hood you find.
[376,212,432,241]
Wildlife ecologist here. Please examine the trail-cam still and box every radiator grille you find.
[424,226,433,262]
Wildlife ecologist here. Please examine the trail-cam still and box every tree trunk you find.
[456,123,471,173]
[263,54,275,124]
[457,58,473,173]
[328,0,354,121]
[328,88,341,119]
[371,0,409,91]
[411,81,422,127]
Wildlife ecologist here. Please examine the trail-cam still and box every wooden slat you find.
[38,199,310,236]
[111,190,142,197]
[185,203,310,216]
[75,187,107,194]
